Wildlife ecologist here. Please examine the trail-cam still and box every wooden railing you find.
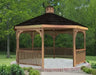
[76,49,86,65]
[18,48,86,66]
[19,47,73,57]
[18,49,42,66]
[34,47,73,57]
[76,49,86,52]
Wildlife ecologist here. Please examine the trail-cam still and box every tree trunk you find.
[6,20,10,58]
[95,29,96,56]
[7,34,10,58]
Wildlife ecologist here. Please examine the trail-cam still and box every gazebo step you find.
[36,63,91,72]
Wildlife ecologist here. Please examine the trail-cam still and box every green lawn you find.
[86,56,96,64]
[0,52,16,65]
[0,51,96,65]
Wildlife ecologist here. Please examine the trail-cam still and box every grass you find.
[0,51,96,65]
[86,56,96,64]
[0,51,16,65]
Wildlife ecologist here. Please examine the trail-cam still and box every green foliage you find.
[86,60,89,63]
[0,0,96,56]
[81,66,86,70]
[23,67,40,75]
[81,66,92,74]
[56,34,73,48]
[0,65,10,75]
[91,63,96,69]
[0,64,24,75]
[34,34,42,47]
[0,0,45,51]
[19,33,32,48]
[29,69,40,75]
[92,69,96,75]
[76,33,84,49]
[84,68,92,74]
[81,66,96,74]
[10,64,25,75]
[0,0,45,39]
[86,56,96,64]
[23,67,33,72]
[44,34,53,47]
[81,66,96,75]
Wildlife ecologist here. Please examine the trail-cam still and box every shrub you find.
[86,60,89,63]
[28,67,33,72]
[0,64,25,75]
[84,68,92,74]
[81,66,92,74]
[29,69,40,75]
[92,69,96,75]
[91,63,96,69]
[81,66,86,70]
[0,65,10,75]
[10,64,25,75]
[23,67,33,72]
[23,67,29,70]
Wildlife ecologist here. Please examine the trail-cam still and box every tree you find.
[0,0,96,56]
[0,0,45,57]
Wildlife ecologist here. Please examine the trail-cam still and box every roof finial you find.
[46,6,54,13]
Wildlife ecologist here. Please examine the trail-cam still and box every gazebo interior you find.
[14,6,88,69]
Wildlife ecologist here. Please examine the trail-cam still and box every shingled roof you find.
[15,6,86,27]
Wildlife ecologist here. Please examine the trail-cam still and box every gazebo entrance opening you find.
[44,33,73,58]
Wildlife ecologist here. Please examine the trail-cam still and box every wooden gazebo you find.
[14,6,88,69]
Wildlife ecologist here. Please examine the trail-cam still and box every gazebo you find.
[14,6,88,69]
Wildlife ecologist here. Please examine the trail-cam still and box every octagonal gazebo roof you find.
[16,13,84,26]
[15,6,88,30]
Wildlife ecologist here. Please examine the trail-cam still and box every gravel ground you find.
[44,58,87,68]
[11,58,91,74]
[11,58,89,69]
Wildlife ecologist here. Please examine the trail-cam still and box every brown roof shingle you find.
[15,13,86,27]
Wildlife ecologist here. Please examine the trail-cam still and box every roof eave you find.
[14,24,88,31]
[42,24,88,30]
[14,25,42,30]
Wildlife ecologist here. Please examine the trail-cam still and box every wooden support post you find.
[41,29,44,69]
[16,31,20,64]
[84,31,86,50]
[32,32,34,50]
[53,35,55,58]
[16,30,23,64]
[73,29,77,67]
[84,31,86,62]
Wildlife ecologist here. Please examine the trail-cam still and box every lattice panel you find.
[44,47,73,57]
[19,50,42,66]
[34,47,73,57]
[76,50,85,64]
[55,48,73,55]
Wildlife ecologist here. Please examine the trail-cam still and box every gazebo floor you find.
[11,58,91,72]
